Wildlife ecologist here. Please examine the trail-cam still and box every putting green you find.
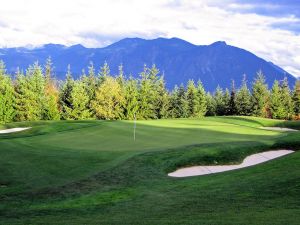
[1,116,300,225]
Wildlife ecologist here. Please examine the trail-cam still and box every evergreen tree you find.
[28,62,46,120]
[270,80,284,119]
[155,76,170,119]
[251,71,270,117]
[0,61,15,123]
[81,62,97,118]
[223,89,231,115]
[186,80,199,117]
[116,64,126,87]
[87,61,97,99]
[91,76,124,120]
[169,84,188,118]
[229,80,237,115]
[292,80,300,118]
[14,62,46,121]
[116,64,126,119]
[270,78,293,120]
[214,86,225,116]
[280,77,294,119]
[14,69,35,121]
[137,65,157,119]
[205,93,216,116]
[45,57,53,82]
[124,76,139,120]
[63,79,91,120]
[43,57,60,120]
[98,61,110,84]
[177,84,189,118]
[236,76,252,115]
[169,85,180,118]
[149,64,162,118]
[195,80,207,117]
[60,65,75,119]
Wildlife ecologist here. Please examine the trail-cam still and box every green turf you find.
[0,116,300,224]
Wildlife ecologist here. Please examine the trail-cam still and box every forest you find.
[0,58,300,123]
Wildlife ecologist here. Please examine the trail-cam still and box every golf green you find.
[1,116,300,224]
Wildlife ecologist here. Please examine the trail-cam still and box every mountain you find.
[0,37,296,91]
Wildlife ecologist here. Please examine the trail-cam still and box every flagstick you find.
[133,113,136,141]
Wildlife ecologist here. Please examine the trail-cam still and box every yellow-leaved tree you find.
[91,76,124,120]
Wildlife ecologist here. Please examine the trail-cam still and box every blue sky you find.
[223,0,300,17]
[0,0,299,77]
[220,0,300,34]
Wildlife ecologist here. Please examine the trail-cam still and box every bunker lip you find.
[168,150,295,178]
[0,127,31,134]
[260,127,298,132]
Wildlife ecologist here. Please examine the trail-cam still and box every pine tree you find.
[169,85,180,118]
[280,77,294,119]
[205,93,216,116]
[223,89,231,116]
[270,80,284,119]
[116,64,126,87]
[60,65,75,119]
[81,62,97,118]
[28,62,46,120]
[137,65,157,119]
[15,62,46,121]
[156,76,170,119]
[292,80,300,118]
[124,76,139,120]
[236,76,252,115]
[64,79,91,120]
[14,69,36,121]
[43,57,60,120]
[251,71,270,117]
[169,84,188,118]
[149,64,161,119]
[91,76,124,120]
[186,80,199,117]
[214,86,225,116]
[45,57,53,83]
[116,64,126,119]
[195,80,207,117]
[177,84,189,118]
[98,61,110,84]
[229,80,237,115]
[0,61,15,123]
[87,61,97,99]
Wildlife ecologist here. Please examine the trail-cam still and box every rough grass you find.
[0,116,300,224]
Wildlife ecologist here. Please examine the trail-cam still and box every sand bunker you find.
[168,150,294,177]
[260,127,298,132]
[0,127,31,134]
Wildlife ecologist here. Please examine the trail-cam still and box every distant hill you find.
[0,37,296,91]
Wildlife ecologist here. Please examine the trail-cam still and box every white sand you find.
[0,127,31,134]
[260,127,298,132]
[168,150,294,177]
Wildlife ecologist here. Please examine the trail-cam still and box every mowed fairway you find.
[0,117,300,224]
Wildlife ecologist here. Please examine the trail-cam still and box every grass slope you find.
[0,116,300,224]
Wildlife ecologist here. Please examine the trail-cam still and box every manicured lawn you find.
[1,116,300,224]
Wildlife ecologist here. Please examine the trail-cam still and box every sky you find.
[0,0,299,77]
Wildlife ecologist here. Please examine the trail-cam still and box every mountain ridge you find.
[0,37,296,91]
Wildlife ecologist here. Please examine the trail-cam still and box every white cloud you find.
[0,0,299,77]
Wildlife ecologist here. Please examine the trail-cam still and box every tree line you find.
[0,58,300,123]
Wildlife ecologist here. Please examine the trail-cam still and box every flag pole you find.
[133,113,136,141]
